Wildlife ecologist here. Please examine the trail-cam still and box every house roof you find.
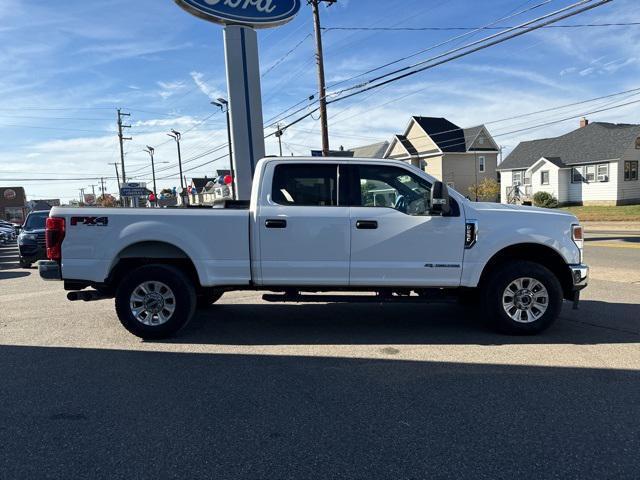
[349,141,389,158]
[499,122,640,170]
[540,156,566,168]
[413,117,466,152]
[395,135,419,156]
[191,177,211,190]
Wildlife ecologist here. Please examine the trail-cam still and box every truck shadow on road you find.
[0,345,638,478]
[170,300,640,346]
[0,270,31,280]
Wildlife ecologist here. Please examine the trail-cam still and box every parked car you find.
[18,210,49,268]
[39,157,588,339]
[0,224,16,243]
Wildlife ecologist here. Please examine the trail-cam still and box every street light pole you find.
[211,98,236,199]
[167,130,186,205]
[144,146,158,207]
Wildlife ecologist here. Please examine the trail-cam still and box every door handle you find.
[265,219,287,229]
[356,220,378,230]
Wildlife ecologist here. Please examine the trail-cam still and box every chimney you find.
[580,117,589,128]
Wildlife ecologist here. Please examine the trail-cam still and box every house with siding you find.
[383,116,499,198]
[498,119,640,206]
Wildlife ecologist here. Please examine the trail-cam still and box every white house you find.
[498,119,640,206]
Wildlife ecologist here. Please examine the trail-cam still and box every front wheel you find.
[115,264,197,339]
[483,261,563,335]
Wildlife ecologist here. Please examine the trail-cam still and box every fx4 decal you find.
[70,216,109,227]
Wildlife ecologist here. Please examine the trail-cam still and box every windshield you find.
[24,212,48,230]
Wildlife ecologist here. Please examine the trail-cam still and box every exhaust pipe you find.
[67,290,108,302]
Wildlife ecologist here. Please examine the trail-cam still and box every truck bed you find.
[51,206,252,287]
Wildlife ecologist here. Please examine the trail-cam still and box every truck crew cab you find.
[39,157,588,339]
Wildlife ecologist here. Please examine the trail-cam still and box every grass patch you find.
[560,205,640,222]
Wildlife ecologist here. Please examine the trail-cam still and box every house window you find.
[585,165,596,182]
[478,137,485,145]
[572,166,584,183]
[512,170,524,186]
[541,171,550,185]
[478,156,486,173]
[635,136,640,149]
[597,163,609,182]
[625,161,639,181]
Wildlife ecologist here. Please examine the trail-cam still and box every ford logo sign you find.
[175,0,301,28]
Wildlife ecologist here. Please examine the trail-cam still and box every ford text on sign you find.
[174,0,301,27]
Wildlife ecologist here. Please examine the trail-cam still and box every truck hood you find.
[465,202,578,221]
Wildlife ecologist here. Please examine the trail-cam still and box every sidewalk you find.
[582,221,640,234]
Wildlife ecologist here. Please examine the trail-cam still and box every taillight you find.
[46,217,65,261]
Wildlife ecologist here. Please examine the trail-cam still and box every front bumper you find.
[19,243,46,262]
[39,260,62,281]
[569,263,589,290]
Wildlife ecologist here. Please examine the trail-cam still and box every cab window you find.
[355,165,432,216]
[271,164,338,206]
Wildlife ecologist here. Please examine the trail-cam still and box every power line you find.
[322,22,640,31]
[326,0,613,102]
[325,0,554,90]
[262,33,313,77]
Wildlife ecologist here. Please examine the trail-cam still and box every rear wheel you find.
[483,261,563,335]
[115,264,196,339]
[19,258,31,269]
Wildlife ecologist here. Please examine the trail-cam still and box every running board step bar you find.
[261,293,454,304]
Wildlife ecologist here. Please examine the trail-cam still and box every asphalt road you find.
[0,239,639,479]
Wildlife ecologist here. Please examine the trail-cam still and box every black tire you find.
[115,264,197,340]
[19,258,31,269]
[197,289,224,309]
[482,260,563,335]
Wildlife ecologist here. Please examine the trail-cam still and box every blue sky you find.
[0,0,639,201]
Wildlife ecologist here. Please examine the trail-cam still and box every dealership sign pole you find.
[174,0,301,200]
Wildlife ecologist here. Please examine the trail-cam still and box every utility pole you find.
[117,109,132,182]
[79,188,85,204]
[275,123,284,157]
[100,177,106,203]
[167,130,186,204]
[211,99,235,199]
[310,0,335,156]
[144,146,158,207]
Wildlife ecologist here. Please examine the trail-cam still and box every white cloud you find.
[190,71,225,101]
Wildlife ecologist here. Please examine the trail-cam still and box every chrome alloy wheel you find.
[129,281,176,326]
[502,277,549,324]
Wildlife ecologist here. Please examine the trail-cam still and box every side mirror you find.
[430,181,451,216]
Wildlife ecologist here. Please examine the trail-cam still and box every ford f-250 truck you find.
[39,157,588,339]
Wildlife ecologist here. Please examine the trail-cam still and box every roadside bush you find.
[533,191,558,208]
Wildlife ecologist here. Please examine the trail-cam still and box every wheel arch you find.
[107,241,202,291]
[478,243,574,300]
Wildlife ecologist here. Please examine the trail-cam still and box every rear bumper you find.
[569,263,589,290]
[39,260,62,281]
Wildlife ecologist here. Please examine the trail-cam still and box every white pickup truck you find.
[40,157,588,339]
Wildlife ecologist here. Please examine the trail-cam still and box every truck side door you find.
[256,162,350,286]
[346,164,465,287]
